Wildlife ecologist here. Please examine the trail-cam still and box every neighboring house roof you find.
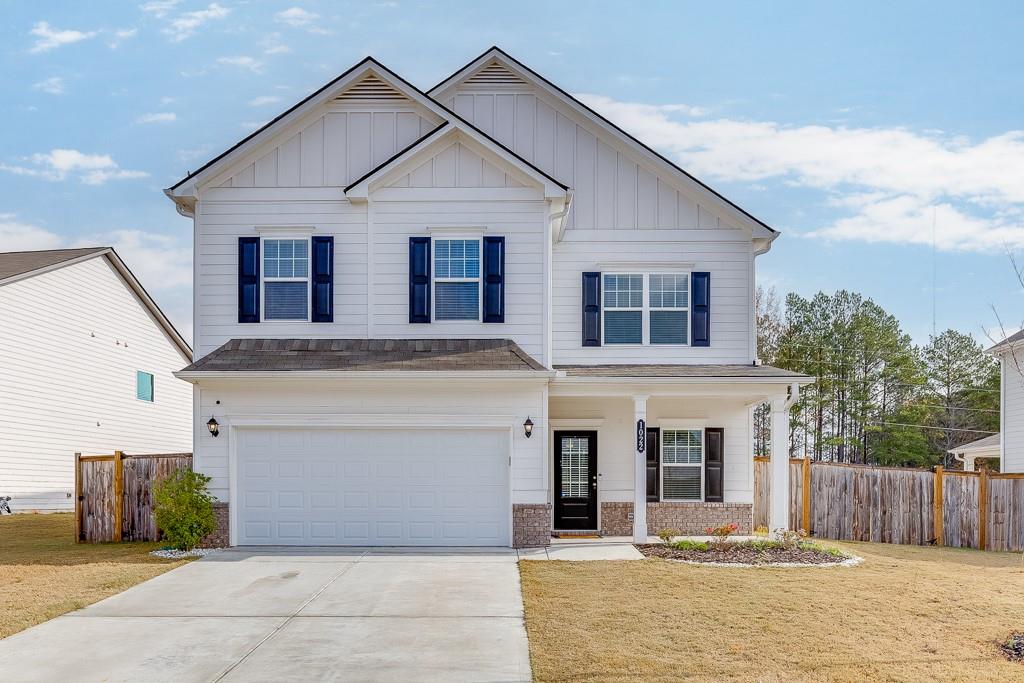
[948,433,1002,454]
[178,338,548,374]
[0,247,109,281]
[0,247,192,360]
[987,329,1024,354]
[429,46,777,239]
[555,364,812,379]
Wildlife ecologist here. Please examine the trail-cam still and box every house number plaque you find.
[636,419,646,453]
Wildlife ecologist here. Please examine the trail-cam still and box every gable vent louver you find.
[336,74,406,102]
[463,62,528,87]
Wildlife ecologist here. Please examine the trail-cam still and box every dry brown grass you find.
[0,513,188,639]
[520,541,1024,682]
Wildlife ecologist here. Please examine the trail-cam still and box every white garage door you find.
[235,428,510,546]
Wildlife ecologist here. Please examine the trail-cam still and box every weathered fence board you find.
[76,452,192,543]
[754,458,1024,552]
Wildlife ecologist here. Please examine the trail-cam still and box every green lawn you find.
[0,513,188,639]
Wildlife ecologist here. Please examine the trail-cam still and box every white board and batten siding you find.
[1002,355,1024,472]
[0,257,192,511]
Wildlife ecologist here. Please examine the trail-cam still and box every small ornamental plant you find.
[706,522,739,546]
[657,528,679,544]
[153,469,216,550]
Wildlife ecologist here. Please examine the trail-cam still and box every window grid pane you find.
[264,239,308,280]
[603,274,643,308]
[560,437,589,497]
[663,429,702,464]
[434,239,480,279]
[649,274,689,308]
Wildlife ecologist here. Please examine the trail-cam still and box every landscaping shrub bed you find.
[637,539,852,565]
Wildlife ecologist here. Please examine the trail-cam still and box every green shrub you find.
[153,469,216,550]
[657,528,679,544]
[669,539,709,551]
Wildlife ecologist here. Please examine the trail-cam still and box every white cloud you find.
[241,120,269,131]
[163,3,229,42]
[108,27,138,48]
[139,0,180,17]
[218,56,263,73]
[0,214,62,251]
[248,95,281,107]
[275,7,329,34]
[577,93,1024,253]
[32,77,65,95]
[0,149,148,185]
[75,229,192,290]
[261,32,290,55]
[175,146,209,163]
[135,112,176,124]
[29,21,97,53]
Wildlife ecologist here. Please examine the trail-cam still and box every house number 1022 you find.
[636,419,646,453]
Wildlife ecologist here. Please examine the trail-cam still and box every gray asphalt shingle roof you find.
[180,338,548,373]
[555,364,810,379]
[0,247,110,282]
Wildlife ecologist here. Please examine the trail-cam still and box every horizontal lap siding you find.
[372,198,548,363]
[1004,359,1024,473]
[552,231,753,364]
[195,193,369,358]
[0,258,192,510]
[548,397,753,504]
[196,381,546,504]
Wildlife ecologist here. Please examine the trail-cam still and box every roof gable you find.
[0,247,191,359]
[430,47,777,241]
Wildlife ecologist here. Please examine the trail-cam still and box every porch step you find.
[551,530,602,539]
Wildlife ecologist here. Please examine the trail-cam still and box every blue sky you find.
[2,1,1022,346]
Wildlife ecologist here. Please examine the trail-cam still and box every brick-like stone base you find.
[513,503,552,547]
[199,502,230,548]
[601,502,753,537]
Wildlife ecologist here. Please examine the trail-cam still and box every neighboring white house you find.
[987,330,1024,473]
[948,433,1000,472]
[166,47,812,547]
[0,247,193,511]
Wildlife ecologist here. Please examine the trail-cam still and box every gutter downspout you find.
[550,189,574,243]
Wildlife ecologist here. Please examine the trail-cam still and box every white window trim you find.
[602,272,691,346]
[431,234,483,323]
[660,426,704,502]
[260,235,311,323]
[135,370,155,403]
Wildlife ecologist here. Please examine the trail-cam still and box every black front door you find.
[554,431,598,530]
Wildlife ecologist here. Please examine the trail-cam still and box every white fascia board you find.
[548,375,813,400]
[430,49,776,240]
[345,124,566,200]
[174,370,556,383]
[167,60,450,200]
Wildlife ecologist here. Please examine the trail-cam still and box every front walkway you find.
[0,548,531,682]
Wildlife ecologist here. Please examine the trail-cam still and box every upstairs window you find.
[662,428,703,501]
[603,273,690,345]
[263,238,309,321]
[136,371,154,402]
[433,238,480,320]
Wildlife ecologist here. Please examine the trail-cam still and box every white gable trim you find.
[164,58,453,213]
[344,123,567,200]
[430,48,778,243]
[0,248,192,361]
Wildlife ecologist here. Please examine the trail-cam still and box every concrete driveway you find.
[0,548,531,682]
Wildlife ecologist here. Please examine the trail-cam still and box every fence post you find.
[801,457,812,534]
[113,450,124,543]
[978,467,988,550]
[74,453,82,543]
[933,465,944,546]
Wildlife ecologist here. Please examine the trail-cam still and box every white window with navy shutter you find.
[433,237,481,321]
[263,237,310,321]
[237,232,333,324]
[409,232,504,324]
[583,271,710,347]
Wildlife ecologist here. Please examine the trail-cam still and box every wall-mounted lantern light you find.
[523,416,534,439]
[207,417,220,437]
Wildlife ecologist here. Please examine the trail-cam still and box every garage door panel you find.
[236,428,510,546]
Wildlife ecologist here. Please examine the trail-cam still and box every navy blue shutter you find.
[692,271,710,347]
[704,427,724,502]
[482,236,505,323]
[311,236,334,323]
[238,236,259,323]
[409,236,431,323]
[582,272,601,346]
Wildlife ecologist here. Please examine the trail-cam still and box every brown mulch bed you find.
[1001,632,1024,662]
[636,543,849,565]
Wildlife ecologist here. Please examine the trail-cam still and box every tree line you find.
[755,287,1000,468]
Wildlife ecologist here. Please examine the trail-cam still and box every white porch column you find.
[769,396,791,534]
[633,395,649,543]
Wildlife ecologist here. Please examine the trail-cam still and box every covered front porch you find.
[543,365,812,544]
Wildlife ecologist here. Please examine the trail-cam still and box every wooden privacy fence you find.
[74,451,192,543]
[753,456,1024,552]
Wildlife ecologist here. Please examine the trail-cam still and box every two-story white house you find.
[168,47,811,547]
